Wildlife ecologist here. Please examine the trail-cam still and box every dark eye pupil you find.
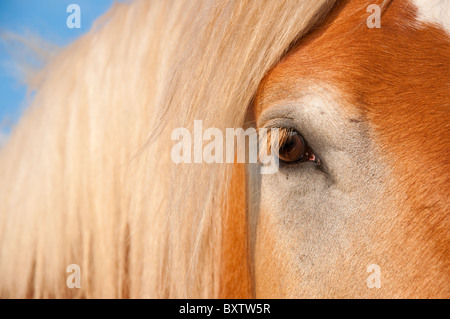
[278,132,306,163]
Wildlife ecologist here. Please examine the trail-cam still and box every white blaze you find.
[412,0,450,34]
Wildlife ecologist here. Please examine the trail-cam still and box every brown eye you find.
[260,127,321,167]
[278,130,306,163]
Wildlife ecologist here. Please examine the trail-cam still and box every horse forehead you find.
[255,0,449,118]
[255,0,370,115]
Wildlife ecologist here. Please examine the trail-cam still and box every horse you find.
[0,0,448,298]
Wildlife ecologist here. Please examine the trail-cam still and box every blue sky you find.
[0,0,120,138]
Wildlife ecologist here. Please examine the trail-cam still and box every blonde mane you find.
[0,0,335,298]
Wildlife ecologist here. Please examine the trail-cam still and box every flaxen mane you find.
[0,0,335,298]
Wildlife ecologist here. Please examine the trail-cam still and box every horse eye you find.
[278,131,306,163]
[277,130,320,166]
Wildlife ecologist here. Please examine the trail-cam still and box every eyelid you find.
[258,119,303,151]
[257,126,299,160]
[256,103,298,128]
[258,117,296,130]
